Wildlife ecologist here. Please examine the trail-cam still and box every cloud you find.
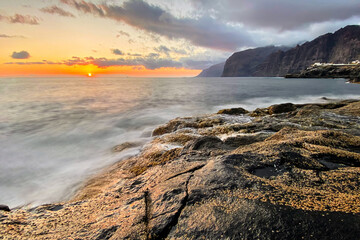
[5,54,182,70]
[112,49,125,55]
[11,51,31,59]
[117,30,130,37]
[61,0,253,51]
[0,14,40,25]
[171,47,187,55]
[127,53,142,56]
[154,45,189,56]
[40,6,75,17]
[154,45,170,56]
[5,61,44,65]
[89,53,182,69]
[147,53,160,58]
[181,59,216,70]
[62,56,92,66]
[47,54,183,70]
[0,34,25,38]
[4,52,223,70]
[190,0,360,31]
[92,57,182,70]
[180,55,227,69]
[0,34,12,38]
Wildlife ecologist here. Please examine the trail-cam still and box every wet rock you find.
[250,107,269,117]
[223,132,273,147]
[251,166,284,178]
[0,205,10,212]
[268,103,297,114]
[183,136,224,151]
[295,104,322,117]
[217,107,248,115]
[152,119,182,136]
[112,141,141,152]
[152,117,224,136]
[170,198,360,240]
[157,133,199,145]
[94,225,118,240]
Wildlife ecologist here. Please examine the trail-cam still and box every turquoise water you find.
[0,77,359,207]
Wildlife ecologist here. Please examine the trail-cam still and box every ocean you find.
[1,77,360,208]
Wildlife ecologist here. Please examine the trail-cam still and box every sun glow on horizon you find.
[0,62,201,77]
[88,73,92,77]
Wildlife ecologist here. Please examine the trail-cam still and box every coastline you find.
[285,65,360,84]
[1,98,360,239]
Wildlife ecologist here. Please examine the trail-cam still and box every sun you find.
[88,73,92,77]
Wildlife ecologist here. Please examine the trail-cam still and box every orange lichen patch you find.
[226,127,360,213]
[216,165,360,214]
[156,133,199,145]
[332,101,360,116]
[265,128,360,147]
[234,127,360,159]
[198,124,238,135]
[73,158,132,201]
[152,116,225,136]
[129,148,182,176]
[0,190,146,239]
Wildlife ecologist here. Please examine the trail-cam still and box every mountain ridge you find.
[254,25,360,76]
[200,25,360,77]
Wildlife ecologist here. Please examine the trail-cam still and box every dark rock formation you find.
[222,46,288,77]
[112,141,142,152]
[217,107,248,115]
[1,100,360,239]
[0,205,10,212]
[197,62,225,77]
[268,103,296,114]
[285,65,360,82]
[256,25,360,76]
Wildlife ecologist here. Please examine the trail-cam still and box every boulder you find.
[217,107,248,115]
[112,141,141,152]
[0,205,10,212]
[268,103,296,114]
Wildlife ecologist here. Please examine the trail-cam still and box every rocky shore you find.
[285,65,360,83]
[1,99,360,239]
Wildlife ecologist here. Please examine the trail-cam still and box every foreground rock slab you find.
[1,99,360,239]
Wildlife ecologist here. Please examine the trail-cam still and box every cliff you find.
[197,62,225,77]
[1,99,360,239]
[221,46,288,77]
[255,25,360,76]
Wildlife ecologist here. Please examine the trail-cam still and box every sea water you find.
[1,77,359,208]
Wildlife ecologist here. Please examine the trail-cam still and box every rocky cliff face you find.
[1,99,360,239]
[197,62,225,77]
[255,25,360,76]
[222,46,288,77]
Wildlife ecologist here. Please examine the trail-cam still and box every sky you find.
[1,0,360,77]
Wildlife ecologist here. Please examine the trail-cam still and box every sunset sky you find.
[1,0,360,77]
